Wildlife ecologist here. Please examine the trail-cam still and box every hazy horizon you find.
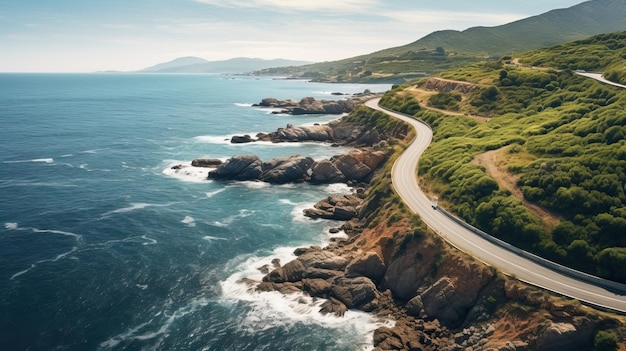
[1,0,585,73]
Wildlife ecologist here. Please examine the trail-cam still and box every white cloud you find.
[195,0,380,12]
[381,10,524,28]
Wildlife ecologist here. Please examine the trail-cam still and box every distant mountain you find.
[258,0,626,83]
[139,57,313,74]
[141,56,209,72]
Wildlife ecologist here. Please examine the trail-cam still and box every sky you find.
[0,0,587,72]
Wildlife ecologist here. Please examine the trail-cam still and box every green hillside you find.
[258,0,626,83]
[379,31,626,283]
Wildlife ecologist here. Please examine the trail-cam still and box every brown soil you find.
[472,146,562,230]
[403,85,490,122]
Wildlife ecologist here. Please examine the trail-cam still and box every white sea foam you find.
[220,248,392,350]
[234,102,254,107]
[325,183,353,194]
[80,149,100,154]
[291,201,318,223]
[193,135,235,144]
[278,199,298,206]
[229,181,270,190]
[100,297,210,349]
[101,202,175,218]
[212,209,253,228]
[141,235,158,246]
[10,246,79,280]
[328,229,349,241]
[5,222,83,241]
[181,216,196,227]
[0,180,79,188]
[32,228,83,240]
[202,236,228,242]
[162,161,213,183]
[206,188,226,198]
[5,222,85,279]
[3,158,54,164]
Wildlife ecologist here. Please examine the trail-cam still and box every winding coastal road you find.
[364,98,626,314]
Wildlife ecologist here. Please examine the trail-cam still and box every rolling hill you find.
[379,29,626,283]
[257,0,626,83]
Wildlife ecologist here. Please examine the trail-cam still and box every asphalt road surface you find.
[365,98,626,314]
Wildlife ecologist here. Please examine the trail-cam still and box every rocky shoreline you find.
[253,91,382,115]
[176,100,621,350]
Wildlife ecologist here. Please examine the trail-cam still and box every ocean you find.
[0,73,392,351]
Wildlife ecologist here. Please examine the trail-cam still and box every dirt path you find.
[404,85,490,122]
[472,147,561,230]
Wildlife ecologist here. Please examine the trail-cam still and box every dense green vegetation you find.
[254,0,626,83]
[428,92,462,111]
[521,31,626,84]
[379,32,626,283]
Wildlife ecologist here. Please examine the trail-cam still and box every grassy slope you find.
[379,31,626,284]
[256,0,626,83]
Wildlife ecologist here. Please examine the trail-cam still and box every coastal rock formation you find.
[303,195,363,221]
[230,134,253,144]
[255,96,362,115]
[207,149,388,186]
[257,121,395,147]
[207,155,263,181]
[310,160,345,183]
[257,124,334,143]
[191,158,223,167]
[260,155,314,184]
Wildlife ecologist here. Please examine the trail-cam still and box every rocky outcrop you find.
[260,156,314,184]
[257,124,334,143]
[207,155,262,181]
[191,158,223,167]
[231,134,253,144]
[259,247,382,314]
[310,160,345,183]
[254,94,380,115]
[303,195,363,221]
[207,149,388,186]
[257,121,398,147]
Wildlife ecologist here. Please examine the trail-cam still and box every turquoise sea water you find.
[0,73,392,350]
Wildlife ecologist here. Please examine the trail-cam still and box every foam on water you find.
[206,188,226,198]
[162,160,214,183]
[3,158,54,164]
[220,247,393,350]
[99,296,210,349]
[212,209,254,228]
[5,222,83,280]
[228,181,270,190]
[181,216,196,227]
[101,202,176,218]
[291,201,318,223]
[202,236,228,242]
